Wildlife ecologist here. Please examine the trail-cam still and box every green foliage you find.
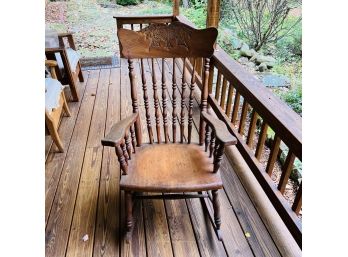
[271,18,302,63]
[117,0,142,6]
[280,86,302,115]
[135,1,172,15]
[182,0,207,29]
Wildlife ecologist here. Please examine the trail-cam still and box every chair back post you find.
[127,59,143,146]
[198,57,210,145]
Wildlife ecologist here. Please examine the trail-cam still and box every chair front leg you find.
[125,191,133,242]
[212,189,222,241]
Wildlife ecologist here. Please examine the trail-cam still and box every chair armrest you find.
[45,47,65,54]
[45,60,58,67]
[102,113,139,147]
[201,112,237,146]
[58,32,74,37]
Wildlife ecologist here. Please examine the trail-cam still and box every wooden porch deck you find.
[45,59,283,257]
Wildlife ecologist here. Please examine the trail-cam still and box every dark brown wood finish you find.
[117,22,217,59]
[172,58,178,143]
[152,58,162,143]
[162,58,169,143]
[101,21,237,242]
[140,58,154,143]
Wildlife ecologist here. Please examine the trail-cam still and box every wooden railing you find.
[115,14,302,247]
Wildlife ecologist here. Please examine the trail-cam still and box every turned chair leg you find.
[212,189,222,240]
[125,191,133,242]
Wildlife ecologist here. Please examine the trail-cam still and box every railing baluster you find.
[208,63,215,95]
[151,58,161,143]
[246,110,258,148]
[131,24,134,30]
[225,82,234,117]
[292,182,302,215]
[141,58,154,144]
[231,91,241,125]
[220,77,228,110]
[196,57,203,78]
[238,100,249,135]
[214,71,222,102]
[255,121,268,160]
[140,23,143,29]
[265,135,281,176]
[278,151,296,194]
[162,58,169,143]
[172,58,177,143]
[188,58,196,144]
[180,57,187,143]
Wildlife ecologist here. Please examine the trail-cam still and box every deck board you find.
[45,64,283,257]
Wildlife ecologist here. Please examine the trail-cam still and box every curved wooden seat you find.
[120,143,222,192]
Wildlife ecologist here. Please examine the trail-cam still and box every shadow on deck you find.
[45,59,282,257]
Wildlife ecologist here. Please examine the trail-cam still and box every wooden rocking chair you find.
[101,21,237,241]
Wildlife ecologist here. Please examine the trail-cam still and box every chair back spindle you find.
[172,58,177,143]
[151,58,162,143]
[162,58,169,143]
[187,58,196,144]
[140,58,154,144]
[180,58,187,143]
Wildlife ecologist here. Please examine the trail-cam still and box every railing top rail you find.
[114,14,174,19]
[115,15,174,28]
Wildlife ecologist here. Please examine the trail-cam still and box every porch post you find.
[173,0,180,16]
[206,0,220,28]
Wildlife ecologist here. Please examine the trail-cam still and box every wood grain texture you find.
[93,68,121,257]
[118,22,217,58]
[65,69,110,257]
[220,156,282,257]
[45,71,88,223]
[45,70,100,257]
[120,143,222,192]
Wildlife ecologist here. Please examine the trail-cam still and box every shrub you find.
[280,85,302,115]
[117,0,141,6]
[182,0,207,29]
[222,0,301,51]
